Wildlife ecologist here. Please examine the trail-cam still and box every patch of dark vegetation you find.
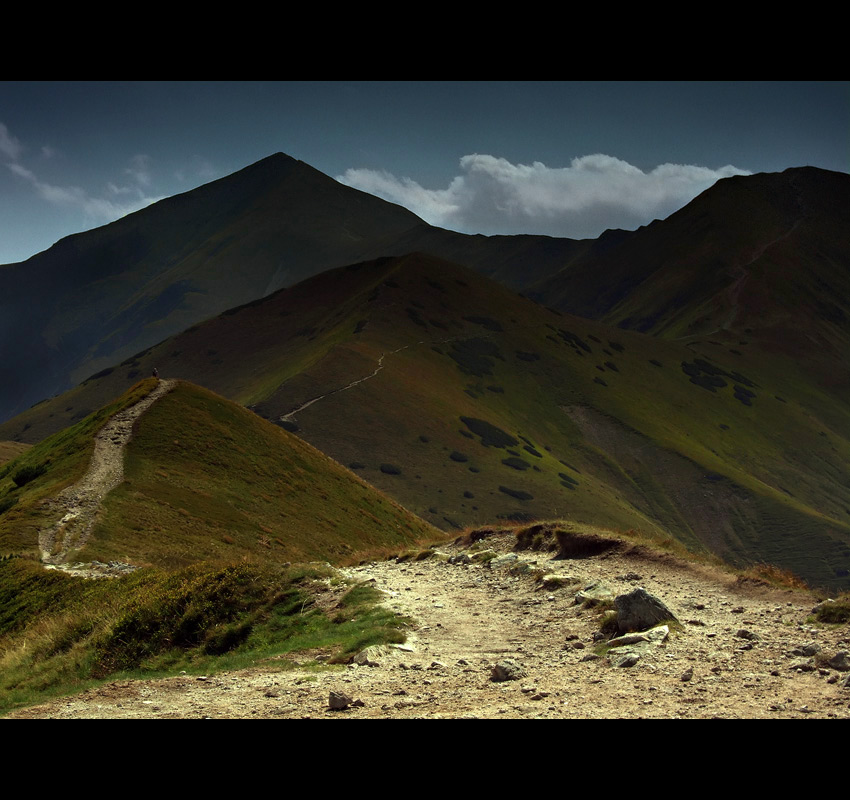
[127,370,140,380]
[594,377,607,387]
[449,451,469,463]
[499,486,534,501]
[515,351,540,362]
[608,341,625,353]
[487,385,504,393]
[406,308,428,328]
[559,472,579,488]
[559,460,581,474]
[775,396,787,403]
[734,384,756,406]
[427,279,447,293]
[729,371,756,388]
[588,334,601,343]
[380,464,402,475]
[464,389,480,399]
[418,435,430,443]
[604,361,619,372]
[460,417,519,449]
[353,319,367,334]
[383,279,399,288]
[729,349,742,356]
[502,457,531,471]
[85,367,115,382]
[429,319,448,330]
[463,491,474,499]
[458,429,473,439]
[12,463,47,488]
[649,359,663,367]
[498,511,538,523]
[276,419,299,433]
[523,445,543,458]
[348,462,366,470]
[463,315,503,332]
[0,496,18,515]
[557,329,592,354]
[449,338,502,377]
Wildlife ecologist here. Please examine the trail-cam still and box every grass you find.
[0,379,159,556]
[77,381,439,568]
[0,556,410,715]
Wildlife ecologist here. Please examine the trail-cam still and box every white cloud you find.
[0,123,23,161]
[8,159,163,223]
[338,153,752,239]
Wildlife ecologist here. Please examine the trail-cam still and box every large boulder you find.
[614,587,677,633]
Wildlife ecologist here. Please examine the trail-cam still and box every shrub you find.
[460,417,518,449]
[499,486,534,501]
[12,463,47,488]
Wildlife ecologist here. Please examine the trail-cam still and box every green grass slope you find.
[8,253,849,589]
[82,381,439,568]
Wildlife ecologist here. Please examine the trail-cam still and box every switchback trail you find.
[38,379,176,571]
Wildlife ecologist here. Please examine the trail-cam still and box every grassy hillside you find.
[0,378,444,714]
[6,253,849,589]
[81,381,439,568]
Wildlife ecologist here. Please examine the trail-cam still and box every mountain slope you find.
[531,168,850,356]
[0,378,439,568]
[6,253,849,589]
[0,153,588,424]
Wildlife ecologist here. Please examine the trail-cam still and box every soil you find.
[8,530,850,719]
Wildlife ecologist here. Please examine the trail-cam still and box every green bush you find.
[12,463,47,488]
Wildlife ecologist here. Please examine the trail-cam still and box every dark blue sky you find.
[1,81,847,264]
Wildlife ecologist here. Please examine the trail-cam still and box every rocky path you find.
[38,379,176,572]
[10,530,849,719]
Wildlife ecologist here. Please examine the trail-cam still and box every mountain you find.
[0,153,584,423]
[530,168,850,361]
[6,252,850,589]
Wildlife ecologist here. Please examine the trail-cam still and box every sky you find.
[1,81,847,265]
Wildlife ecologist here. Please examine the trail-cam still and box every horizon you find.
[1,81,847,264]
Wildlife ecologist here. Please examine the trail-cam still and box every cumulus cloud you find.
[338,153,751,239]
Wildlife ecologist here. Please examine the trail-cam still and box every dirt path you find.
[280,347,410,422]
[38,379,176,570]
[10,530,849,719]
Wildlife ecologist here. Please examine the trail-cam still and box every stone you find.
[329,691,353,710]
[614,587,677,633]
[575,580,615,607]
[491,658,528,682]
[352,646,384,667]
[828,651,850,671]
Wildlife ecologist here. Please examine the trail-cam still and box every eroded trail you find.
[11,531,850,719]
[38,379,176,569]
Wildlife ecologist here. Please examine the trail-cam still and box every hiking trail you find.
[38,379,176,575]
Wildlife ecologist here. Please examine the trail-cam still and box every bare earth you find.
[8,531,849,719]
